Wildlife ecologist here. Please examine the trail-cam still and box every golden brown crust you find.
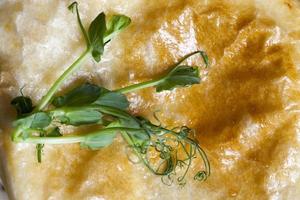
[1,0,300,199]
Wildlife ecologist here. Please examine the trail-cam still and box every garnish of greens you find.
[10,1,210,186]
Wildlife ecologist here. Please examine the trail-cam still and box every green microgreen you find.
[116,51,208,94]
[10,1,210,185]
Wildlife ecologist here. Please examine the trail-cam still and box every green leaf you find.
[81,130,116,150]
[30,112,52,129]
[88,12,107,62]
[13,112,51,141]
[60,108,103,126]
[154,51,208,92]
[13,112,51,130]
[104,15,131,41]
[11,96,34,117]
[93,91,129,110]
[155,65,200,92]
[128,129,150,141]
[119,116,140,128]
[52,83,129,110]
[52,83,104,107]
[119,117,149,141]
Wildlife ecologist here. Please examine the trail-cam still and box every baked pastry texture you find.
[1,0,300,199]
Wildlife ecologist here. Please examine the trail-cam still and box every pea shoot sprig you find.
[10,2,210,186]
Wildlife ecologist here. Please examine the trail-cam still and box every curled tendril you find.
[19,85,26,96]
[161,172,176,186]
[178,178,187,187]
[125,116,210,186]
[194,171,208,181]
[125,146,141,164]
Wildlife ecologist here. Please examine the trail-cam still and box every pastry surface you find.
[1,0,300,199]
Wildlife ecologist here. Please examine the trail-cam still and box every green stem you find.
[116,78,163,94]
[34,48,91,111]
[50,105,133,120]
[115,50,206,94]
[20,135,85,144]
[17,127,142,144]
[34,35,114,112]
[11,127,23,141]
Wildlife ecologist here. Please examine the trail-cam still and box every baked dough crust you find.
[1,0,300,199]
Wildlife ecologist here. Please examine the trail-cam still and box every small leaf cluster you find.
[68,1,130,62]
